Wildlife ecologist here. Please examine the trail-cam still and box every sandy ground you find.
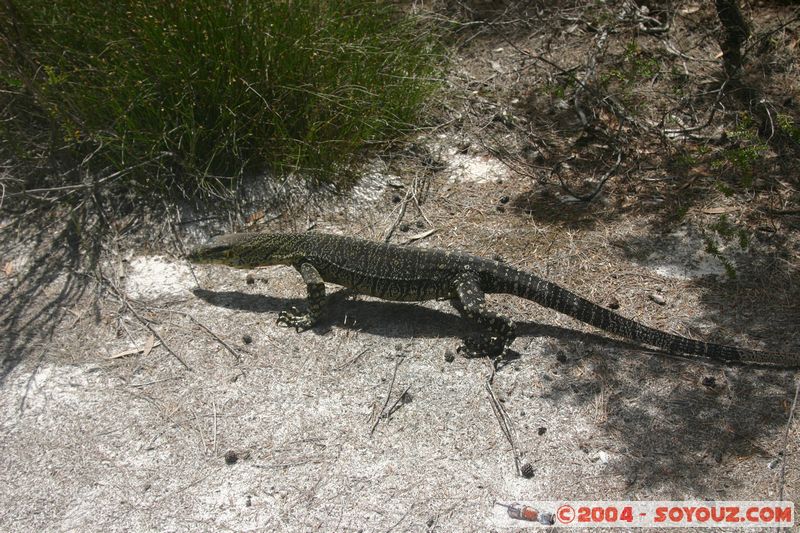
[1,146,798,532]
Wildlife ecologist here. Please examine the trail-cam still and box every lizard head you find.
[187,232,297,268]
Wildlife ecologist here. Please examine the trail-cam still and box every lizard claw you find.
[458,335,507,358]
[277,307,315,332]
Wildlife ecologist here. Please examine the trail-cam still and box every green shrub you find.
[704,215,750,280]
[1,0,442,194]
[711,114,768,189]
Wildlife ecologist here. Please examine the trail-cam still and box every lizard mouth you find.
[188,232,252,265]
[187,242,232,264]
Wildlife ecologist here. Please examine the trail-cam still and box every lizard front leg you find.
[454,273,516,356]
[277,262,326,331]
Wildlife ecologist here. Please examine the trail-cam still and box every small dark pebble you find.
[499,195,510,204]
[444,349,456,363]
[392,195,402,204]
[520,462,535,478]
[702,376,717,388]
[399,223,410,232]
[607,296,620,310]
[246,273,255,285]
[242,334,253,345]
[401,391,413,404]
[245,495,252,507]
[556,351,567,363]
[224,450,239,464]
[537,427,547,436]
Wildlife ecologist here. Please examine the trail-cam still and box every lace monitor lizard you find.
[188,231,798,367]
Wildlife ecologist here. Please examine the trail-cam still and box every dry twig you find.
[554,151,623,202]
[99,273,191,370]
[384,173,434,243]
[370,355,405,435]
[185,312,242,363]
[485,378,523,476]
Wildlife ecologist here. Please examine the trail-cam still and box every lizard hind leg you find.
[454,274,516,357]
[277,262,326,332]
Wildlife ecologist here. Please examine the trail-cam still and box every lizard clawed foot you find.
[276,306,316,332]
[457,335,507,358]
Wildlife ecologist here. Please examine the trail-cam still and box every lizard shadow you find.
[192,287,648,352]
[194,286,796,495]
[192,287,790,367]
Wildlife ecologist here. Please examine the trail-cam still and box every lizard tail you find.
[498,269,798,367]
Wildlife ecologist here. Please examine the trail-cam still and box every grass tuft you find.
[0,0,442,195]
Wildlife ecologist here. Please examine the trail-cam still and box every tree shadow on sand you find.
[0,214,101,387]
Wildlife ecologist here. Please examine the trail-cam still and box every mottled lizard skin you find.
[189,232,798,367]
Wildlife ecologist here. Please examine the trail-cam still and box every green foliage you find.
[709,215,749,249]
[703,236,737,280]
[672,203,690,221]
[668,152,696,175]
[669,66,689,96]
[1,0,442,195]
[703,214,751,280]
[595,41,660,112]
[711,113,768,188]
[623,41,659,79]
[543,76,576,100]
[714,180,736,197]
[602,41,660,87]
[777,113,800,143]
